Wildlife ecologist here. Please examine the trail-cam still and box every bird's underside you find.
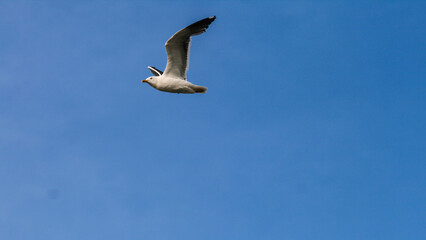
[159,82,207,94]
[141,16,216,94]
[151,77,207,94]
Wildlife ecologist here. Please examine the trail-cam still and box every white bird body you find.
[142,16,216,94]
[145,76,206,94]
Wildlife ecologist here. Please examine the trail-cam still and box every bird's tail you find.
[192,85,207,93]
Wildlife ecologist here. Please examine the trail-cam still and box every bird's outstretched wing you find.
[147,66,163,76]
[163,16,216,80]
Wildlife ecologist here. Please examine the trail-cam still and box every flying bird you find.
[141,16,216,94]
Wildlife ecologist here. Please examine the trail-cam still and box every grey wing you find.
[147,66,163,76]
[163,16,216,80]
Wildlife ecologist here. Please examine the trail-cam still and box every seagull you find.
[141,16,216,94]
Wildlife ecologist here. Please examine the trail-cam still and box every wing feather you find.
[163,16,216,80]
[147,66,163,76]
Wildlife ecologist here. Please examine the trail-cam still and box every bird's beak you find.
[142,79,148,83]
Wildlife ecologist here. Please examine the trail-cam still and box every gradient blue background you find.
[1,1,425,239]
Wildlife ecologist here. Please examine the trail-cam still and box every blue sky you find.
[0,1,425,239]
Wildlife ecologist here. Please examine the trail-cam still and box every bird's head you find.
[141,76,158,86]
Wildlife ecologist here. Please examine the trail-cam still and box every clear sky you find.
[0,1,425,239]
